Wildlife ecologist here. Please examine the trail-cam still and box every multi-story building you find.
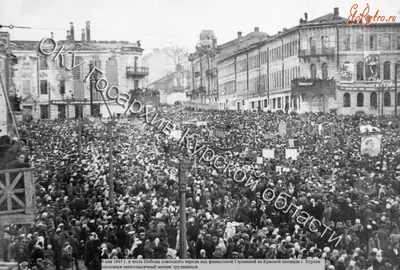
[188,30,219,108]
[143,47,189,87]
[149,64,190,105]
[190,8,400,115]
[9,22,149,120]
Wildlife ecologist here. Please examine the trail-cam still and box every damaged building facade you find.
[9,22,148,119]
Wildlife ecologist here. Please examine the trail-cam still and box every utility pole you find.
[77,104,82,156]
[178,160,189,259]
[108,119,114,207]
[396,63,399,117]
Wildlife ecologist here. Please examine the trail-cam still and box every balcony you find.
[291,78,336,97]
[126,67,149,78]
[206,68,217,78]
[299,47,335,61]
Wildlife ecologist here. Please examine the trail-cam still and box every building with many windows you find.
[8,22,149,120]
[188,8,400,115]
[148,64,190,105]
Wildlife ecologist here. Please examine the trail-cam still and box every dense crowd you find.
[1,107,400,270]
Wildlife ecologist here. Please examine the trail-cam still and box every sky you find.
[1,0,399,56]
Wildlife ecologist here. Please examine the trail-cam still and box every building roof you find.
[218,31,269,62]
[10,39,143,52]
[302,13,347,26]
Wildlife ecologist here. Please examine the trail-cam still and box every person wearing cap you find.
[61,245,73,270]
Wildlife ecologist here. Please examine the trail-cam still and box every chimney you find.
[50,32,54,39]
[70,22,75,41]
[86,21,91,42]
[81,28,86,41]
[254,27,259,32]
[304,12,308,21]
[237,31,242,38]
[334,7,339,17]
[66,30,70,41]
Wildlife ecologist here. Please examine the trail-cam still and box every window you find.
[310,64,317,79]
[293,96,297,109]
[321,63,328,79]
[343,35,351,51]
[273,98,276,109]
[384,92,391,106]
[382,35,391,50]
[40,80,48,95]
[40,105,49,119]
[321,36,329,51]
[370,92,377,109]
[310,37,316,54]
[356,35,364,50]
[252,101,255,109]
[397,36,400,50]
[343,93,351,107]
[357,93,364,107]
[278,97,282,109]
[58,105,66,119]
[39,57,48,69]
[357,62,364,81]
[384,61,391,80]
[285,96,289,107]
[264,99,268,107]
[398,92,400,106]
[59,80,65,94]
[370,35,377,50]
[134,80,139,89]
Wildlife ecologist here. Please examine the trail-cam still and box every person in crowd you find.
[2,109,400,270]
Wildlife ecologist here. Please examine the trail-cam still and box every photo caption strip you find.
[102,259,324,270]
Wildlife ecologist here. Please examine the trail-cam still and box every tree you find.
[166,47,189,67]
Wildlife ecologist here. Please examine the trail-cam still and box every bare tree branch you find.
[166,47,189,66]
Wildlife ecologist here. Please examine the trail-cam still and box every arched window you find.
[357,93,364,107]
[321,63,328,79]
[343,93,351,107]
[384,61,391,80]
[384,91,391,106]
[370,92,377,109]
[310,64,317,79]
[357,62,364,81]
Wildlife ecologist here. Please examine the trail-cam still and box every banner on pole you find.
[262,149,275,159]
[360,135,382,157]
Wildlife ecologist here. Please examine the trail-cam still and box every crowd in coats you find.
[0,107,400,270]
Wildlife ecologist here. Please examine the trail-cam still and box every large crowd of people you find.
[1,107,400,270]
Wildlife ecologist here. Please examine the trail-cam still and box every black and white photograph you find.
[0,0,400,270]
